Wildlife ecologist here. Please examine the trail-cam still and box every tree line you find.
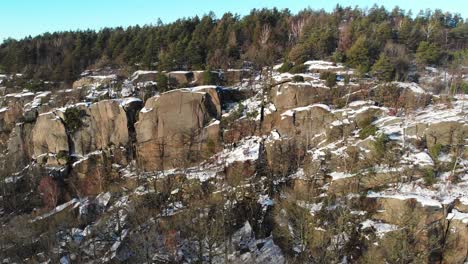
[0,5,466,83]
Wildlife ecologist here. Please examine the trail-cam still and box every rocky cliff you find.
[0,62,467,263]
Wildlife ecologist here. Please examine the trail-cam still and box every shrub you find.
[344,74,350,85]
[320,71,337,87]
[325,72,337,87]
[373,133,389,159]
[156,73,168,92]
[202,70,219,85]
[292,75,304,82]
[64,107,86,133]
[277,62,293,73]
[428,143,442,162]
[359,125,377,139]
[416,41,441,66]
[246,109,259,119]
[372,54,395,82]
[289,63,307,74]
[423,168,436,186]
[320,71,332,80]
[25,79,45,92]
[220,103,245,129]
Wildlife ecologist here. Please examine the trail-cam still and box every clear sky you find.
[1,0,467,41]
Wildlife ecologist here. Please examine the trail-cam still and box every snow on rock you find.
[393,82,427,94]
[402,151,434,167]
[328,171,356,181]
[130,70,158,82]
[304,60,344,71]
[447,209,468,224]
[33,198,81,222]
[367,191,442,208]
[360,219,399,238]
[280,103,331,120]
[218,137,261,165]
[118,97,142,107]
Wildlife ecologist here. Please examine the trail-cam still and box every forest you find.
[0,5,467,83]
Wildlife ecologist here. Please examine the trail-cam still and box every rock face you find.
[31,112,69,158]
[277,104,334,140]
[71,151,118,196]
[72,75,117,89]
[72,100,129,155]
[270,83,330,112]
[135,88,221,171]
[1,123,34,176]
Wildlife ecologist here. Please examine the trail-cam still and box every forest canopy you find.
[0,5,466,82]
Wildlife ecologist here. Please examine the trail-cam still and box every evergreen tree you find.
[415,41,441,65]
[346,36,372,75]
[372,54,395,81]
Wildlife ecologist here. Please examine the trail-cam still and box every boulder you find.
[135,88,221,171]
[370,82,432,110]
[72,100,129,155]
[270,82,330,112]
[406,121,467,149]
[276,104,334,142]
[31,112,69,158]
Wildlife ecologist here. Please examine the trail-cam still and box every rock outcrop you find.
[31,112,69,159]
[72,100,130,155]
[136,88,221,171]
[270,82,330,112]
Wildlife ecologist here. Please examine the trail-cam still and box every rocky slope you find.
[0,62,467,263]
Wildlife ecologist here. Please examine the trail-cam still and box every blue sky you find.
[1,0,467,41]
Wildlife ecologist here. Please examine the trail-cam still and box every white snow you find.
[367,191,442,208]
[304,60,344,71]
[328,171,355,181]
[447,209,468,224]
[393,82,427,94]
[360,219,398,238]
[218,137,261,165]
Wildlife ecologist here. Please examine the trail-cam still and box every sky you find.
[1,0,467,41]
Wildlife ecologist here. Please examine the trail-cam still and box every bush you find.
[25,79,45,92]
[416,41,441,66]
[320,71,337,87]
[246,109,259,119]
[423,168,436,186]
[277,62,293,73]
[220,103,245,129]
[63,107,86,133]
[292,75,304,82]
[156,73,168,92]
[325,73,337,87]
[359,124,377,139]
[372,54,395,82]
[373,133,389,160]
[202,70,219,85]
[344,75,350,85]
[428,143,442,162]
[289,63,307,74]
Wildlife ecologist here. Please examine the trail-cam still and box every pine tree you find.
[415,41,441,66]
[346,36,372,75]
[372,54,395,81]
